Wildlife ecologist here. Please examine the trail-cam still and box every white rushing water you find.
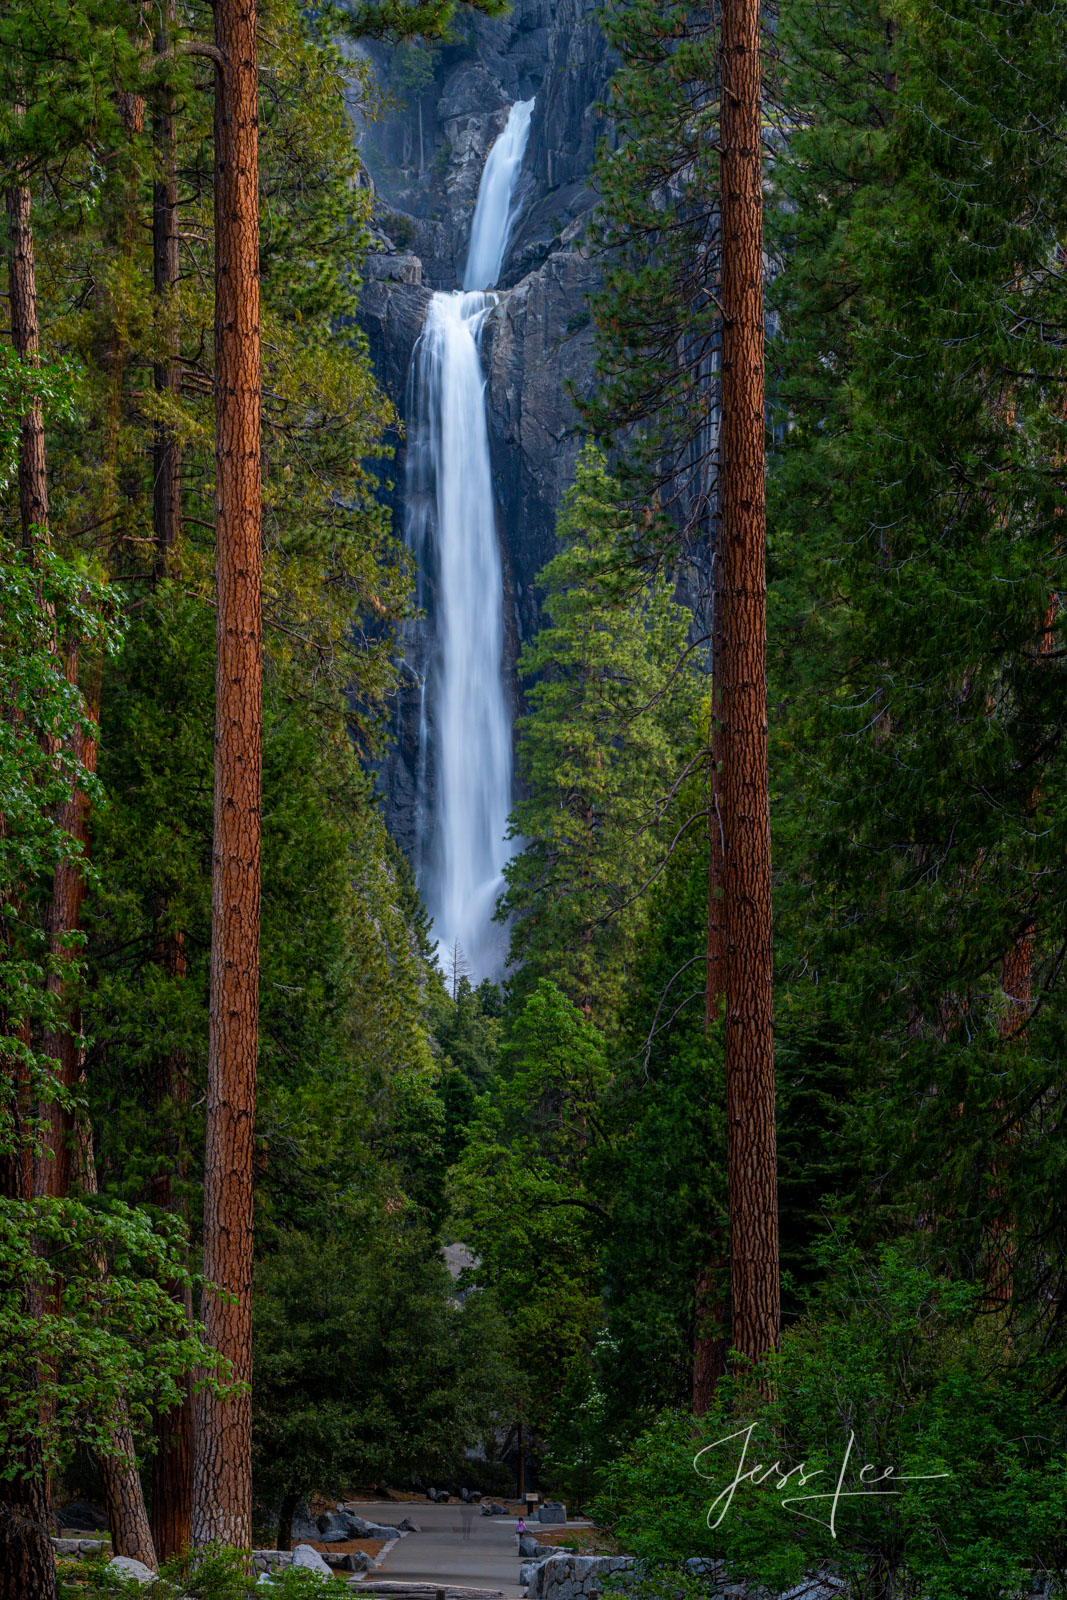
[405,98,535,978]
[463,97,535,292]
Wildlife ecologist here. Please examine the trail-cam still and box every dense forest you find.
[2,0,1066,1596]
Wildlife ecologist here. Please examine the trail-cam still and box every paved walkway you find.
[348,1502,527,1599]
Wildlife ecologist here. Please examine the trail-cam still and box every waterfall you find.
[463,98,535,292]
[405,98,535,979]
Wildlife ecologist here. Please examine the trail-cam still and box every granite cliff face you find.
[355,0,613,853]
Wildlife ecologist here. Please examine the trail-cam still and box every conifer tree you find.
[190,0,263,1550]
[502,450,698,1019]
[768,0,1067,1316]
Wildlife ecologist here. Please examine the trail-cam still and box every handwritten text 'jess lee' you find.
[694,1425,950,1539]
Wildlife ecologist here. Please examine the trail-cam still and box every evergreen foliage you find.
[501,449,700,1016]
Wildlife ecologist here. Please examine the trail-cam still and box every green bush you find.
[59,1545,353,1597]
[597,1241,1067,1600]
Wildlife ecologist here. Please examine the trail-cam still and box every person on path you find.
[516,1516,526,1555]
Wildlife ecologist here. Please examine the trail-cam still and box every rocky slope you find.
[355,0,613,851]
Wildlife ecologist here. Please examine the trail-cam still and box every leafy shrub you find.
[596,1240,1067,1600]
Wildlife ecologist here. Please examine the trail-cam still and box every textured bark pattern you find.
[103,1423,158,1567]
[152,1370,193,1558]
[191,0,262,1551]
[6,178,49,540]
[0,1461,57,1600]
[718,0,780,1364]
[153,7,183,575]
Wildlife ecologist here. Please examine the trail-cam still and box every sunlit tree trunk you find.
[190,0,263,1551]
[718,0,780,1367]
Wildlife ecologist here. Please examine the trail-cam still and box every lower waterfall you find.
[405,98,534,979]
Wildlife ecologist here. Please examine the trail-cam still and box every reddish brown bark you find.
[717,0,780,1367]
[190,0,263,1550]
[6,173,49,541]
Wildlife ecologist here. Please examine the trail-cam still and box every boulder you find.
[538,1502,566,1524]
[340,1512,400,1539]
[315,1512,350,1541]
[519,1536,547,1558]
[397,1517,421,1533]
[292,1544,333,1575]
[434,1489,451,1503]
[290,1511,322,1542]
[330,1550,372,1573]
[106,1557,157,1586]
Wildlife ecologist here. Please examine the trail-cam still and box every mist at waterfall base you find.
[404,99,535,982]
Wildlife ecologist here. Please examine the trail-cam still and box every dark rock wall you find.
[355,0,613,853]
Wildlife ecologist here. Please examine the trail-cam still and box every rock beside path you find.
[106,1556,157,1586]
[293,1544,333,1575]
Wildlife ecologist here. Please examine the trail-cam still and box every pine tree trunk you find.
[718,0,780,1367]
[103,1425,157,1567]
[153,1,183,577]
[6,171,49,541]
[0,1451,57,1600]
[190,0,263,1551]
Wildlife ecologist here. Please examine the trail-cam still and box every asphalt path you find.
[348,1502,528,1598]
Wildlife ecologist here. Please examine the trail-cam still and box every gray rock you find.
[397,1517,421,1532]
[315,1512,351,1541]
[338,1511,400,1539]
[329,1550,372,1573]
[106,1557,158,1586]
[290,1514,322,1542]
[434,1489,451,1503]
[52,1540,80,1557]
[537,1502,567,1524]
[292,1543,333,1575]
[519,1536,547,1557]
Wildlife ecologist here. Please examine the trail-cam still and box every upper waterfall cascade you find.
[404,98,535,979]
[463,97,535,292]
